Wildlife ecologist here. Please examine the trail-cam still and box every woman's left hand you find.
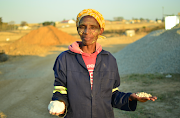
[129,93,157,102]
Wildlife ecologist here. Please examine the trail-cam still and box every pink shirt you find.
[68,41,102,89]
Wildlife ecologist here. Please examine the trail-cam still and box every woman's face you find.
[77,16,104,46]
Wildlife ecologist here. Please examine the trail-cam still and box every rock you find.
[166,74,172,78]
[0,51,9,62]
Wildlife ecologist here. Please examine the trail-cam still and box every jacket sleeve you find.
[111,60,137,111]
[52,53,69,117]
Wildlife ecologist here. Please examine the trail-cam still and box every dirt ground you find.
[0,23,179,118]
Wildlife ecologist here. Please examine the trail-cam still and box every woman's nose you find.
[84,27,91,34]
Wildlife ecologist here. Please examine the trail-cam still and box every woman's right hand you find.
[48,100,66,116]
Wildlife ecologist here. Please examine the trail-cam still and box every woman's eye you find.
[91,26,99,30]
[79,26,85,29]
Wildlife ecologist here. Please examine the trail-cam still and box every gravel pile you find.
[114,25,180,75]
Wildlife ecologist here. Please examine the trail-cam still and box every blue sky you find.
[0,0,179,24]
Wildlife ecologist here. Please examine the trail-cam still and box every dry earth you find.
[1,23,179,118]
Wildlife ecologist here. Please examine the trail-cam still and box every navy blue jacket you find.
[52,50,137,118]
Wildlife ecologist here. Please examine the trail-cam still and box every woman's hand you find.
[48,101,66,116]
[129,93,157,102]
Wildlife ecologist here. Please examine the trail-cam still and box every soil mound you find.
[18,25,79,46]
[114,25,180,75]
[0,25,80,56]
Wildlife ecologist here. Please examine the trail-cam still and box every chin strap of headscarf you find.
[76,9,106,40]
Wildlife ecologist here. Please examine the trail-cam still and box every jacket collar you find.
[66,49,109,55]
[66,50,109,71]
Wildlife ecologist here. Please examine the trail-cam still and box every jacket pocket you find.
[100,71,115,97]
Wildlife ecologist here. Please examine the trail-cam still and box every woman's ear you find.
[99,28,104,35]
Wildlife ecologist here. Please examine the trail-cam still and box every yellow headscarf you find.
[76,9,106,39]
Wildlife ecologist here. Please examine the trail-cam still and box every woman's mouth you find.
[82,36,91,40]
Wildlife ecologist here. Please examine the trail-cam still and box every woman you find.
[48,9,157,118]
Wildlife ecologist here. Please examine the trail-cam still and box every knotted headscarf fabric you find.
[76,9,106,39]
